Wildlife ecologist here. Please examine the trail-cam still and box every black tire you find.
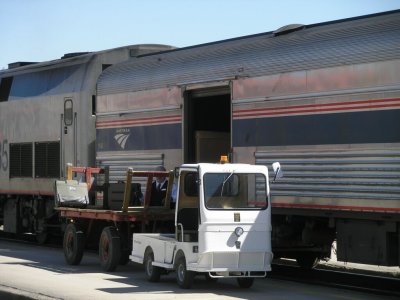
[63,223,85,265]
[99,227,121,272]
[144,249,162,282]
[296,253,319,270]
[237,277,254,288]
[175,256,195,289]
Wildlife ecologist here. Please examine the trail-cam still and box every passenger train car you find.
[0,44,174,240]
[1,10,399,268]
[95,10,400,268]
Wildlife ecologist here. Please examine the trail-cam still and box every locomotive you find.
[1,10,400,268]
[0,44,175,242]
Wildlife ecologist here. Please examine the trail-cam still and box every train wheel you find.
[99,227,121,272]
[296,253,320,269]
[63,223,85,265]
[176,255,195,289]
[144,249,161,282]
[236,277,254,288]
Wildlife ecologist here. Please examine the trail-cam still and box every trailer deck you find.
[56,206,174,222]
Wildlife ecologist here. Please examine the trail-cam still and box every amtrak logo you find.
[114,133,130,149]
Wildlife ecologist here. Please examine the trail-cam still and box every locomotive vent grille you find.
[35,142,60,178]
[9,143,33,178]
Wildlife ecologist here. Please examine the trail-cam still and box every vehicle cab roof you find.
[180,163,269,174]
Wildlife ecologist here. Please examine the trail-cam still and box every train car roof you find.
[0,44,175,77]
[97,9,400,96]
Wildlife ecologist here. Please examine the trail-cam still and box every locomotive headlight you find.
[234,227,244,237]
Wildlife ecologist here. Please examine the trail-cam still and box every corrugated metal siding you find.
[96,153,164,184]
[256,149,400,201]
[35,142,60,178]
[98,12,400,96]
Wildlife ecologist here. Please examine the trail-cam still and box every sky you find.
[1,0,399,70]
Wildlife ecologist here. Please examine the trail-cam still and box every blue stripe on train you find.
[232,109,400,147]
[96,123,182,151]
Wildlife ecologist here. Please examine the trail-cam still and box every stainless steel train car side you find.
[96,11,400,267]
[0,44,174,239]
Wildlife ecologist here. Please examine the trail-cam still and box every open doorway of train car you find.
[184,86,231,163]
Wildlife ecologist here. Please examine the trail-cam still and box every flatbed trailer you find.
[57,207,174,223]
[55,166,175,271]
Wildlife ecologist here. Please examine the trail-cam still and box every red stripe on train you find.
[233,98,400,118]
[96,115,182,128]
[272,202,400,212]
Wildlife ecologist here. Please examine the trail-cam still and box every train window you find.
[9,143,33,178]
[102,64,112,71]
[64,99,73,126]
[0,76,13,102]
[35,142,60,178]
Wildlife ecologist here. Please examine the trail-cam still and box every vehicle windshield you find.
[203,172,267,209]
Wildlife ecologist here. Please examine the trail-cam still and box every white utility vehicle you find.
[130,159,281,288]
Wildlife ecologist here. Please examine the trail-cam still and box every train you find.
[0,44,175,242]
[1,10,399,268]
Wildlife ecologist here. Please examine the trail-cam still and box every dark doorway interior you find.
[184,88,231,163]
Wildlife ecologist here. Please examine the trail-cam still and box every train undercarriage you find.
[272,209,400,269]
[0,195,59,243]
[272,215,335,269]
[1,193,399,269]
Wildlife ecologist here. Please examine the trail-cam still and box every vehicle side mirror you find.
[272,162,283,182]
[174,167,180,178]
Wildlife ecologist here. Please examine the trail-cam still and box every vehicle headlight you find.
[234,227,244,237]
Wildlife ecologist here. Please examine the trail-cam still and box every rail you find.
[64,164,174,212]
[66,164,105,191]
[122,168,174,212]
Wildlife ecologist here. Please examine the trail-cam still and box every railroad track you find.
[270,260,400,298]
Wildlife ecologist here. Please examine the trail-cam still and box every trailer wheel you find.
[236,277,254,288]
[99,227,121,272]
[144,249,161,282]
[63,223,85,265]
[175,256,195,289]
[296,253,319,270]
